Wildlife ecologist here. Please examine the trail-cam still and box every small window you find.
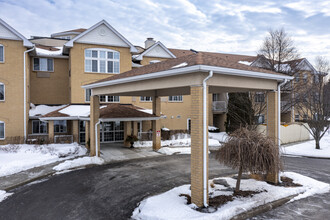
[0,44,4,62]
[213,93,220,101]
[295,73,299,82]
[313,75,320,84]
[0,83,4,101]
[85,48,120,73]
[99,95,120,103]
[295,114,300,122]
[303,73,308,83]
[169,96,183,102]
[140,96,152,102]
[32,120,47,134]
[33,58,54,72]
[187,118,191,131]
[0,121,4,139]
[255,115,265,124]
[85,89,91,102]
[254,92,265,103]
[54,120,67,133]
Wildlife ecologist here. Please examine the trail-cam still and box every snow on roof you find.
[58,105,91,117]
[171,62,188,69]
[238,61,252,66]
[35,47,63,56]
[138,109,153,114]
[29,104,67,117]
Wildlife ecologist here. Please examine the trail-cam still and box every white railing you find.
[212,101,227,112]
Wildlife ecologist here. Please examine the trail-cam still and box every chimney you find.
[145,37,156,49]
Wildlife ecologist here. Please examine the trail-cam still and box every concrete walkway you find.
[0,143,161,191]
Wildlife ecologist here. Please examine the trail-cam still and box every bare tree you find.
[258,28,299,72]
[293,56,330,149]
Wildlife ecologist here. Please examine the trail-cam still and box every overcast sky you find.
[1,0,329,64]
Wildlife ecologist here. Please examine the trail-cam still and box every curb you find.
[231,194,298,220]
[283,154,330,160]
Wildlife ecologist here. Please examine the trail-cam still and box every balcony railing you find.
[212,101,227,113]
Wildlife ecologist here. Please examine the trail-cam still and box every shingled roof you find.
[88,52,286,86]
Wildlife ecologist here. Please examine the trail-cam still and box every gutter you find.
[202,70,213,207]
[23,46,35,141]
[82,65,293,90]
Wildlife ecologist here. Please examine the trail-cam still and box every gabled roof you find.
[64,20,138,52]
[83,52,292,89]
[134,41,176,60]
[0,18,33,47]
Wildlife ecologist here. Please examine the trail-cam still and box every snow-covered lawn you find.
[0,190,12,203]
[282,132,330,158]
[0,143,87,177]
[53,156,104,171]
[132,172,330,220]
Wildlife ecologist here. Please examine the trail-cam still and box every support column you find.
[85,121,90,149]
[48,121,54,143]
[124,121,132,147]
[133,121,138,137]
[190,86,208,207]
[152,96,161,151]
[72,120,79,143]
[266,91,279,184]
[90,95,100,156]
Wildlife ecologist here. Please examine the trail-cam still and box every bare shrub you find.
[0,144,21,153]
[216,127,282,192]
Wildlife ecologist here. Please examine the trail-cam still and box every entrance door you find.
[79,121,86,144]
[101,121,124,143]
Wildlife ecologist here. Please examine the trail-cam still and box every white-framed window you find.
[85,89,91,102]
[303,73,308,83]
[100,95,120,103]
[0,44,4,63]
[150,60,160,64]
[32,120,47,134]
[140,96,152,102]
[187,118,191,131]
[54,120,67,133]
[254,92,265,103]
[85,48,120,73]
[0,121,4,140]
[33,58,54,72]
[0,83,4,101]
[168,96,183,102]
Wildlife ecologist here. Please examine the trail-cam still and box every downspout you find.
[202,70,213,207]
[95,119,101,157]
[277,79,287,182]
[23,47,35,141]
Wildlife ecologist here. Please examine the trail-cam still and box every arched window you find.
[0,44,4,62]
[0,82,4,101]
[85,48,120,73]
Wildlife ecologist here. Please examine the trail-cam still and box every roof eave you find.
[82,65,293,89]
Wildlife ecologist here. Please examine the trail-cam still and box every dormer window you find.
[85,48,120,74]
[0,44,4,62]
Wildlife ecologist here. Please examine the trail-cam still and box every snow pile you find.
[209,132,228,143]
[132,172,330,220]
[29,104,67,117]
[59,105,91,117]
[53,156,104,171]
[161,127,170,131]
[0,190,12,203]
[282,132,330,158]
[171,62,188,68]
[0,143,87,177]
[238,61,252,66]
[35,47,63,56]
[208,126,219,131]
[135,133,221,148]
[158,147,191,155]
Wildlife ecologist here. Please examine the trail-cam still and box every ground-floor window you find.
[100,121,124,142]
[255,115,265,124]
[0,121,4,139]
[54,120,67,133]
[79,121,86,144]
[32,120,47,134]
[168,95,183,102]
[187,118,191,131]
[140,96,152,102]
[99,95,120,103]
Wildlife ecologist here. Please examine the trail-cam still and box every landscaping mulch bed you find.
[280,176,302,187]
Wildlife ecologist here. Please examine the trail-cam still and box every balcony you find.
[212,101,227,113]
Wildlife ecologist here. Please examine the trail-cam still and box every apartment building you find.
[0,18,320,145]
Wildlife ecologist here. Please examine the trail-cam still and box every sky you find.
[1,0,330,64]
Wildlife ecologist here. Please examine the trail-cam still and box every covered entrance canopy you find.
[83,52,293,207]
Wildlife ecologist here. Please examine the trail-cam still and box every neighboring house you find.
[0,18,320,146]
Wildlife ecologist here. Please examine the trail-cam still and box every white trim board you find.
[134,41,176,61]
[0,18,33,47]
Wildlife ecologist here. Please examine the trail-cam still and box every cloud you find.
[284,1,330,18]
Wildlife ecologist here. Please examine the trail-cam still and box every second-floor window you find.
[33,58,54,72]
[0,83,4,101]
[140,96,152,102]
[100,95,120,103]
[0,44,4,62]
[168,96,183,102]
[85,48,120,74]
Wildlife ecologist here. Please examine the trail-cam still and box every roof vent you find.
[190,49,199,54]
[145,38,156,49]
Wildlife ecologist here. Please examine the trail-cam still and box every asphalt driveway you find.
[0,154,235,220]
